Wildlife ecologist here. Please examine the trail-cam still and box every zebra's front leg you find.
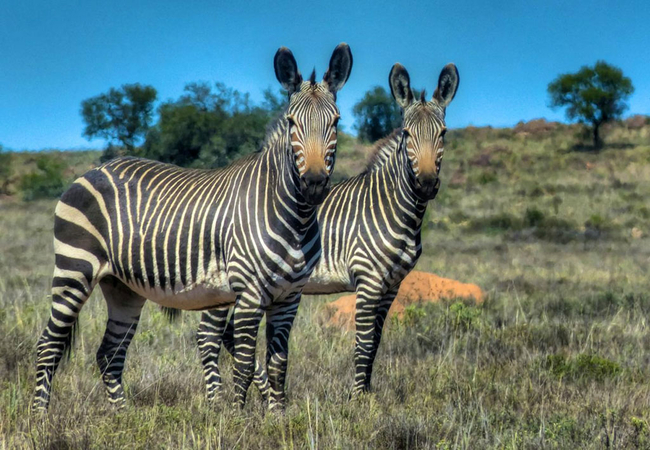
[365,288,399,391]
[265,294,301,411]
[222,311,271,402]
[96,277,146,408]
[197,307,229,405]
[351,286,398,397]
[231,295,265,409]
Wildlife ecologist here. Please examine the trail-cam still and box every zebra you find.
[32,43,353,413]
[205,62,459,399]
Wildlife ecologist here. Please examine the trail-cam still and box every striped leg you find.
[33,265,95,412]
[265,294,300,410]
[197,307,229,404]
[231,295,265,408]
[351,286,398,396]
[222,312,271,402]
[365,288,399,390]
[96,276,145,407]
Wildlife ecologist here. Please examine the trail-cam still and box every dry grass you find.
[2,123,650,448]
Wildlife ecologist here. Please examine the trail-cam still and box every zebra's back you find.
[55,156,262,309]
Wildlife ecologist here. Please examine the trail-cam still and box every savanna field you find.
[2,120,650,448]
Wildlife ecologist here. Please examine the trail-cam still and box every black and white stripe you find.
[211,62,459,399]
[33,44,353,413]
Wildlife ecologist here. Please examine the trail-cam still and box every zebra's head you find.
[389,63,459,201]
[274,43,353,205]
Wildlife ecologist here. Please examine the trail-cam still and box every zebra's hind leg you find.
[96,276,145,408]
[197,307,229,405]
[33,260,98,412]
[265,294,301,411]
[231,294,265,408]
[351,285,399,397]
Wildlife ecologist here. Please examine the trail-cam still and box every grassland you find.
[2,121,650,448]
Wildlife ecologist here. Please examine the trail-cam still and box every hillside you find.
[2,118,650,448]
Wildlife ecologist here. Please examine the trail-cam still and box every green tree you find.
[81,83,157,155]
[19,155,68,201]
[548,61,634,149]
[352,86,402,142]
[143,82,284,168]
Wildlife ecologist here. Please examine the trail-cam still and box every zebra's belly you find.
[121,271,236,310]
[303,265,354,295]
[147,285,236,310]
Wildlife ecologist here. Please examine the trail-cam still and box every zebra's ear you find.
[389,63,413,109]
[275,47,303,95]
[323,43,353,95]
[433,63,459,108]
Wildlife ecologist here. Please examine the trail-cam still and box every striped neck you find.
[264,116,318,224]
[377,132,429,228]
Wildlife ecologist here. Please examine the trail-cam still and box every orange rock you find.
[324,271,484,329]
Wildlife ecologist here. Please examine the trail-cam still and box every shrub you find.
[449,301,481,331]
[468,212,522,233]
[524,207,545,227]
[401,304,427,327]
[545,353,621,381]
[0,145,13,195]
[19,155,68,201]
[574,354,621,381]
[477,170,498,184]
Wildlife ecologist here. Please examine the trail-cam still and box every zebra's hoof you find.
[348,387,371,401]
[267,402,286,415]
[207,397,225,412]
[107,396,127,408]
[31,405,49,417]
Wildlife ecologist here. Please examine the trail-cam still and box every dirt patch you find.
[513,118,560,136]
[325,271,484,329]
[625,115,648,129]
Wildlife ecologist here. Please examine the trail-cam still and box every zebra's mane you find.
[365,128,402,171]
[260,107,290,153]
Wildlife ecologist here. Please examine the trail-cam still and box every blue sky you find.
[1,0,648,150]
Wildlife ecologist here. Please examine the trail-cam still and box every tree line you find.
[0,60,638,200]
[80,60,635,166]
[81,82,287,167]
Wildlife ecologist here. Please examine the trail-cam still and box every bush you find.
[0,145,13,195]
[468,212,522,233]
[524,207,545,227]
[545,353,621,381]
[19,156,68,201]
[449,301,481,331]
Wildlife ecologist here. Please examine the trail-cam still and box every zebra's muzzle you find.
[415,176,441,201]
[300,171,330,205]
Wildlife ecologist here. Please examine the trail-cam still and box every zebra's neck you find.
[376,134,428,230]
[263,116,318,227]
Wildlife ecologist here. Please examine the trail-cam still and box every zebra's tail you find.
[161,307,182,322]
[62,319,79,361]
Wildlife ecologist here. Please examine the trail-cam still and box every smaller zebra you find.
[206,61,459,400]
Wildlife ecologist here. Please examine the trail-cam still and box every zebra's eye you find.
[286,115,296,125]
[440,129,447,140]
[331,115,340,128]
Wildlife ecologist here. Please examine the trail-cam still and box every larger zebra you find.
[33,43,353,412]
[204,62,459,399]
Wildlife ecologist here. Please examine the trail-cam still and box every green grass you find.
[2,122,650,448]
